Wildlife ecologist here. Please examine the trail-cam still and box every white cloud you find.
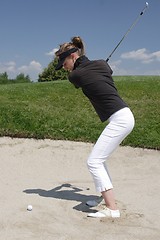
[5,61,16,67]
[110,60,121,71]
[18,60,42,73]
[0,61,16,73]
[152,51,160,61]
[110,60,130,75]
[46,48,58,56]
[121,48,160,64]
[110,58,160,76]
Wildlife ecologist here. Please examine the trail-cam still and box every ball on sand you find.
[27,205,33,211]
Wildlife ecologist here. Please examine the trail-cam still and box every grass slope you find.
[0,76,159,149]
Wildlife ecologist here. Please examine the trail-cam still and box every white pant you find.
[87,107,135,192]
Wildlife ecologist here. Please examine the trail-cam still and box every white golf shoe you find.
[87,207,120,218]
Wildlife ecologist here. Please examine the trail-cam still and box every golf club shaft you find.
[106,2,149,62]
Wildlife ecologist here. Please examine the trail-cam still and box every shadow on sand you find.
[23,183,100,213]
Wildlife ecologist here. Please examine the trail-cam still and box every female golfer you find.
[55,36,135,218]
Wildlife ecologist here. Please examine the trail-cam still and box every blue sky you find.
[0,0,159,81]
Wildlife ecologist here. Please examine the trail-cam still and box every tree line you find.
[0,57,68,84]
[0,72,31,84]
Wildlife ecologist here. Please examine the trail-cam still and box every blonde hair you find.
[55,36,85,57]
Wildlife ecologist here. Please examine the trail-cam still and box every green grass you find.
[0,76,159,150]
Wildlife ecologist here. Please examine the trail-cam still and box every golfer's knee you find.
[87,157,97,172]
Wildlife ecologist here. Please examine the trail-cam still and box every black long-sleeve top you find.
[69,56,128,122]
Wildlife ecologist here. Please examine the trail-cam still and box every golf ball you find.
[27,205,33,211]
[146,2,148,6]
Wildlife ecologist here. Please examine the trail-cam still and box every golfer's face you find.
[63,56,74,72]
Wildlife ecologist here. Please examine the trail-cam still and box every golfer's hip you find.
[109,107,135,134]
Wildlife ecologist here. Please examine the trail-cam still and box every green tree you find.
[15,73,31,83]
[0,72,9,84]
[38,57,68,82]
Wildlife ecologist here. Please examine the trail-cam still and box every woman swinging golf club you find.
[55,36,135,218]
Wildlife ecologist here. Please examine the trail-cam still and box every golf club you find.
[106,2,149,62]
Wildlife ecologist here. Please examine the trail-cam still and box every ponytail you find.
[71,36,85,56]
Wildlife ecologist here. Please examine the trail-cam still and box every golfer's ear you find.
[71,52,78,62]
[71,52,77,58]
[70,53,74,58]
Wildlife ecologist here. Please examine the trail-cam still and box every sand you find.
[0,137,160,240]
